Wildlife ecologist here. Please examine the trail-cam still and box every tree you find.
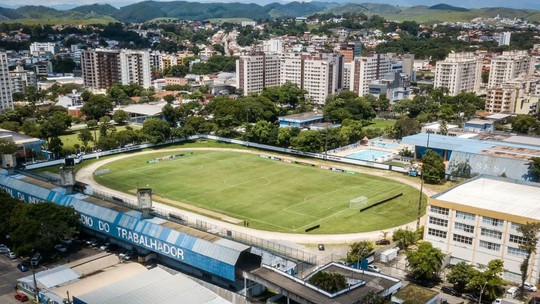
[466,259,505,302]
[113,110,129,125]
[517,222,540,298]
[142,118,171,144]
[392,228,418,249]
[449,161,472,179]
[82,94,113,120]
[0,138,17,154]
[324,93,376,124]
[307,271,346,293]
[347,240,374,264]
[86,119,99,144]
[40,111,72,143]
[78,129,93,148]
[526,157,540,182]
[392,116,420,139]
[406,242,444,281]
[512,115,540,135]
[422,150,446,184]
[447,262,475,292]
[262,82,308,110]
[361,291,389,304]
[246,120,278,145]
[290,130,323,152]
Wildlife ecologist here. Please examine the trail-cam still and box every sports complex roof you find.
[402,133,540,156]
[433,176,540,221]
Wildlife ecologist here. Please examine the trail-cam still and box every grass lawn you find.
[94,150,425,233]
[365,119,395,130]
[60,125,141,152]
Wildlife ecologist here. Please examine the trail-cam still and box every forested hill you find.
[0,1,539,24]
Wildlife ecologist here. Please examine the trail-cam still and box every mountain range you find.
[0,1,539,24]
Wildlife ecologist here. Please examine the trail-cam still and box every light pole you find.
[416,132,430,231]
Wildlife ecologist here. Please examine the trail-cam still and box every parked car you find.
[367,265,380,273]
[55,244,67,253]
[30,253,42,266]
[318,244,325,251]
[14,292,28,302]
[99,243,111,251]
[6,251,17,259]
[119,250,133,259]
[441,286,462,297]
[90,239,101,247]
[58,238,73,245]
[525,282,538,292]
[375,239,390,245]
[0,245,10,254]
[17,261,29,272]
[123,252,134,260]
[529,297,540,304]
[462,293,480,302]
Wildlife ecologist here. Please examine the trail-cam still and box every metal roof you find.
[77,268,231,304]
[433,176,540,221]
[122,104,164,116]
[402,133,540,155]
[19,266,80,289]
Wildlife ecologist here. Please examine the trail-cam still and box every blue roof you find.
[402,133,540,154]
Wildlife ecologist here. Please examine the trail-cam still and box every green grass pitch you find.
[94,150,425,234]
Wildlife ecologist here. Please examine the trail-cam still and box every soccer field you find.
[94,150,425,233]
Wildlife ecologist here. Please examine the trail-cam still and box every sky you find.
[0,0,538,10]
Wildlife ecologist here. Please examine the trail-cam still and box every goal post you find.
[349,196,368,210]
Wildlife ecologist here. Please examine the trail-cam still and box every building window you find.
[482,216,503,227]
[430,206,449,216]
[453,234,473,245]
[510,222,522,230]
[479,240,501,251]
[455,222,475,233]
[428,228,447,238]
[509,234,526,245]
[481,228,502,239]
[429,217,448,227]
[456,211,475,221]
[507,247,528,258]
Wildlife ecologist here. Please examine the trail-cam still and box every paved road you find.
[76,147,434,244]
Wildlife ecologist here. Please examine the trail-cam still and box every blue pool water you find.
[371,141,398,148]
[346,149,392,161]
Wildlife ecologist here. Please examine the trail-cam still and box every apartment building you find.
[350,53,392,97]
[81,49,151,90]
[434,52,483,96]
[236,53,280,96]
[488,51,535,89]
[0,52,13,112]
[425,175,540,283]
[485,77,540,114]
[119,50,151,88]
[9,65,37,94]
[30,42,56,56]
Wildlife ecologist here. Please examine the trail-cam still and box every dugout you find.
[0,170,262,289]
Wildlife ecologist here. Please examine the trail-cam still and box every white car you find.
[525,282,538,292]
[55,244,67,253]
[367,265,380,273]
[6,251,17,259]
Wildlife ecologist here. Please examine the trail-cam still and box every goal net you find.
[349,196,368,210]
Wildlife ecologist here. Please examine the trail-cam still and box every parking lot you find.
[0,241,103,304]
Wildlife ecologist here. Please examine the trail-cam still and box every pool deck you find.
[329,140,414,163]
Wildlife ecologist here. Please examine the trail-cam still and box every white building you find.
[9,65,37,94]
[498,32,512,46]
[425,175,540,283]
[434,52,483,96]
[0,52,13,112]
[119,49,151,89]
[350,53,392,97]
[30,42,56,56]
[236,53,280,95]
[488,50,535,89]
[263,39,283,54]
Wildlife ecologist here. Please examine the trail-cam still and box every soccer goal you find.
[349,196,368,210]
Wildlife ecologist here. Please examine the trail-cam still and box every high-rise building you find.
[498,32,512,46]
[9,65,37,94]
[488,50,535,89]
[350,53,392,97]
[434,52,482,96]
[119,50,151,89]
[0,52,13,112]
[30,42,56,56]
[81,49,151,90]
[402,54,415,80]
[236,53,280,96]
[485,77,540,114]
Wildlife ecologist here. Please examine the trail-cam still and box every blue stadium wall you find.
[0,172,238,281]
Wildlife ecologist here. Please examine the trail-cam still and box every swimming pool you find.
[346,149,393,162]
[371,141,398,148]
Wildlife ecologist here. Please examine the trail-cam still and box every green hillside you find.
[71,4,119,16]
